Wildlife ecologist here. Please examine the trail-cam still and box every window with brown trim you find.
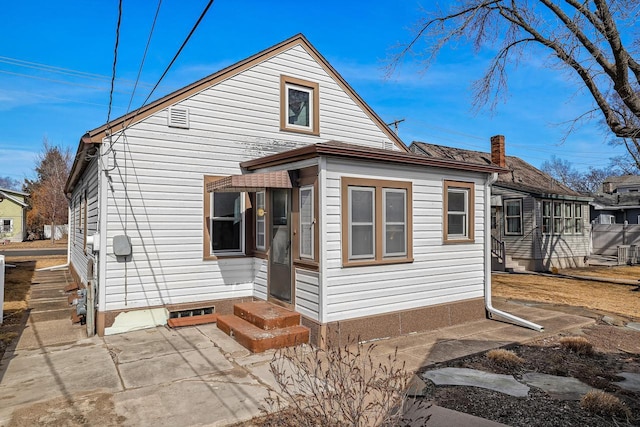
[203,175,252,260]
[280,75,319,135]
[443,180,475,244]
[341,177,413,267]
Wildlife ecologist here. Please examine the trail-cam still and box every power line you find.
[0,69,131,94]
[126,0,163,115]
[106,0,123,125]
[136,0,215,112]
[103,0,215,157]
[0,55,152,88]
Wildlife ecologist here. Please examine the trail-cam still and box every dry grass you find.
[486,349,524,369]
[559,265,640,281]
[1,238,68,249]
[559,336,594,356]
[580,390,631,419]
[492,273,640,319]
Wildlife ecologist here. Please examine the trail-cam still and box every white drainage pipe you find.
[484,172,543,332]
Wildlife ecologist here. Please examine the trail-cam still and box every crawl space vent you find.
[168,107,190,129]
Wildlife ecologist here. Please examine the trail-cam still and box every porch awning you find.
[206,170,293,193]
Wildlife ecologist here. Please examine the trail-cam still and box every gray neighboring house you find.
[411,136,593,272]
[590,175,640,225]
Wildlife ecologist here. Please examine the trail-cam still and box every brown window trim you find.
[203,175,252,261]
[341,177,413,267]
[292,166,319,265]
[280,75,320,136]
[443,180,475,244]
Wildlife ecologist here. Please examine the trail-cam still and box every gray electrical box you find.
[113,235,132,257]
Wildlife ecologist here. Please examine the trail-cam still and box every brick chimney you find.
[490,135,506,167]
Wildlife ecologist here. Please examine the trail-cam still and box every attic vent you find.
[168,107,189,129]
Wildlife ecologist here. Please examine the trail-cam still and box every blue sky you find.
[0,0,627,183]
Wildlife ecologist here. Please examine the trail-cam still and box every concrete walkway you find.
[0,269,595,426]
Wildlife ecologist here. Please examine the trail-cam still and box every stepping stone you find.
[615,372,640,392]
[422,368,529,397]
[407,375,427,397]
[521,372,593,400]
[626,322,640,332]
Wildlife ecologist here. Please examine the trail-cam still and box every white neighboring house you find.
[65,34,509,343]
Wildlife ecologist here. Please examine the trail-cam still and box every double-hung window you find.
[383,189,407,257]
[341,178,412,266]
[443,181,475,243]
[504,199,523,235]
[0,219,12,233]
[210,192,243,253]
[299,185,314,259]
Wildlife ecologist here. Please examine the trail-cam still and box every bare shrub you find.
[580,390,631,419]
[486,349,524,370]
[559,336,594,356]
[260,340,430,426]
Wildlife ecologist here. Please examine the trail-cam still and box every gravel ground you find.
[418,323,640,427]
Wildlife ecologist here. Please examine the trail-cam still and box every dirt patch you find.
[559,265,640,281]
[8,392,125,427]
[0,257,66,360]
[492,272,640,319]
[419,323,640,426]
[1,238,68,249]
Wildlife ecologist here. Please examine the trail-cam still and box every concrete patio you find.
[0,268,596,426]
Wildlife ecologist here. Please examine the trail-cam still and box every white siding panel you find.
[323,158,487,322]
[70,158,99,285]
[295,269,320,320]
[253,258,268,300]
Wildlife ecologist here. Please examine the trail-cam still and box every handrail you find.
[491,235,505,261]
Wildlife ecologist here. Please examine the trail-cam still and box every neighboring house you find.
[411,137,593,272]
[0,187,28,243]
[590,175,640,225]
[65,34,514,344]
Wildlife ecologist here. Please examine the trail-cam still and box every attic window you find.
[280,75,319,135]
[168,107,190,129]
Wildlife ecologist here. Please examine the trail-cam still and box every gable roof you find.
[66,34,407,193]
[592,192,640,209]
[0,187,28,207]
[411,141,589,199]
[241,140,506,174]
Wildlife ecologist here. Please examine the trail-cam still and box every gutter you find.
[484,172,544,332]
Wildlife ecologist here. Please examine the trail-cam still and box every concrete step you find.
[167,313,218,328]
[217,314,309,353]
[234,301,300,330]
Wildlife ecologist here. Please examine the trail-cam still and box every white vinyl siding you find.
[295,268,320,320]
[325,158,486,323]
[98,43,399,311]
[69,158,99,286]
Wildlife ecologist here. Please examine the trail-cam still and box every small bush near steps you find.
[260,340,431,426]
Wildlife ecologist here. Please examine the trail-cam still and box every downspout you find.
[484,172,543,332]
